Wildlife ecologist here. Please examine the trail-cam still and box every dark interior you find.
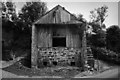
[70,62,75,66]
[43,62,48,66]
[52,37,66,47]
[52,61,57,66]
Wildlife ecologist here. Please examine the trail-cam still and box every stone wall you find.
[37,47,81,67]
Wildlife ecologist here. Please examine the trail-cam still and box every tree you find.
[16,1,47,67]
[106,25,120,53]
[2,1,17,47]
[2,2,17,34]
[88,29,106,47]
[77,14,84,22]
[88,5,108,47]
[90,5,108,27]
[18,1,47,29]
[89,5,108,34]
[15,1,47,49]
[2,2,17,22]
[74,13,87,23]
[2,2,17,60]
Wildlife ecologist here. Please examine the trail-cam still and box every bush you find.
[75,53,83,68]
[91,47,120,64]
[20,50,31,68]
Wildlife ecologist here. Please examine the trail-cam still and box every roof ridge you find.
[33,5,60,24]
[33,5,82,24]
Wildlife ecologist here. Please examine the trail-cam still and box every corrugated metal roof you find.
[34,5,82,24]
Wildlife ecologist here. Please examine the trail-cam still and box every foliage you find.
[106,25,120,53]
[91,47,120,64]
[90,5,108,25]
[75,52,84,68]
[2,2,17,60]
[14,1,47,49]
[2,2,17,22]
[3,61,80,78]
[88,5,108,47]
[18,2,47,28]
[76,14,86,22]
[88,22,106,33]
[88,6,120,64]
[2,1,47,61]
[2,2,17,33]
[87,29,106,47]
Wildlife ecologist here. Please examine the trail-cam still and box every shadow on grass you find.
[2,61,81,78]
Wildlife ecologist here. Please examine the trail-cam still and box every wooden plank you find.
[34,5,77,24]
[66,25,82,48]
[59,7,71,23]
[48,27,52,47]
[37,24,82,48]
[37,26,50,47]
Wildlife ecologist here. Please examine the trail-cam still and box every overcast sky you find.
[46,2,118,28]
[4,0,119,28]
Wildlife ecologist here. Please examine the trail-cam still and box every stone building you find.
[31,5,87,68]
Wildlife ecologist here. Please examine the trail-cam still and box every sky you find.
[3,0,119,28]
[46,2,118,28]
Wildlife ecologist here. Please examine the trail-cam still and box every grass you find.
[2,61,81,78]
[2,58,115,78]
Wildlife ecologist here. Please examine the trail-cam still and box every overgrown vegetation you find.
[2,2,120,70]
[88,5,108,47]
[2,1,47,62]
[2,3,119,78]
[3,61,80,78]
[106,25,120,54]
[87,5,120,65]
[91,47,120,65]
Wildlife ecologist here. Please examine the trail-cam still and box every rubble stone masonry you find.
[37,47,81,66]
